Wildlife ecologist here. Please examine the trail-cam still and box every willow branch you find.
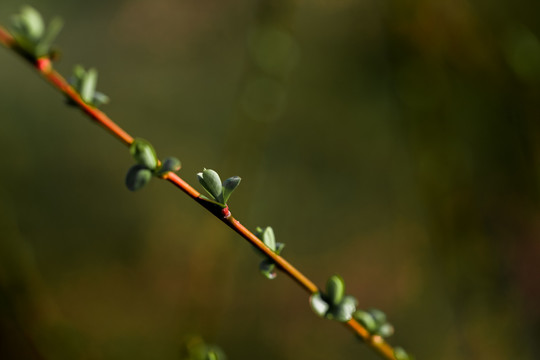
[0,25,398,360]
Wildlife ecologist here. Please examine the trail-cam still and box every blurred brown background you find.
[1,0,540,359]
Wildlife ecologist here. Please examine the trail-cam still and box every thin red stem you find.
[1,25,399,360]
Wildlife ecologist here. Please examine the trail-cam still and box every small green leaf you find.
[73,65,85,81]
[274,242,285,255]
[35,17,63,57]
[197,169,223,203]
[394,347,412,360]
[376,323,394,338]
[353,310,377,332]
[80,67,97,104]
[222,176,241,203]
[309,293,329,317]
[253,227,284,279]
[259,259,277,279]
[92,91,110,107]
[67,65,84,93]
[368,308,387,326]
[130,138,158,170]
[328,297,357,322]
[20,6,44,41]
[10,7,48,56]
[125,164,152,191]
[340,295,358,315]
[261,226,276,251]
[155,156,181,176]
[326,275,345,305]
[328,295,357,322]
[255,227,264,237]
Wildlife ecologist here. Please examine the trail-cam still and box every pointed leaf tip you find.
[222,176,241,203]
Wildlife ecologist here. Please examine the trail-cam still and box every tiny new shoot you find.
[310,275,358,322]
[197,168,241,208]
[255,226,285,279]
[68,65,110,107]
[9,5,63,59]
[125,138,182,191]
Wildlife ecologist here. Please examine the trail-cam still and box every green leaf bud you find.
[376,323,395,338]
[309,293,330,317]
[130,138,158,170]
[368,308,387,326]
[326,275,345,305]
[259,259,277,279]
[125,164,152,191]
[328,295,358,322]
[353,310,377,332]
[197,168,223,203]
[155,156,181,176]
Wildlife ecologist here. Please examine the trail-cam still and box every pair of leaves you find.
[353,308,394,338]
[10,6,63,58]
[310,275,358,322]
[255,226,285,279]
[197,169,240,207]
[68,65,109,107]
[125,138,181,191]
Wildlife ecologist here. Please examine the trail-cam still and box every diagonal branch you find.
[0,25,398,360]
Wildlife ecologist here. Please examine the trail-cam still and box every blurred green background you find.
[1,0,540,359]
